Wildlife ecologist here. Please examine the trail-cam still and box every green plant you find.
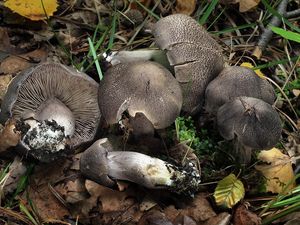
[260,174,300,225]
[175,116,217,157]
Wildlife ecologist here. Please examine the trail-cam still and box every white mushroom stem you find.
[80,139,201,195]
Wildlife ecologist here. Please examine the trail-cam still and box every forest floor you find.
[0,0,299,225]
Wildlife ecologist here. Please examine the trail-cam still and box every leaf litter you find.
[0,0,299,224]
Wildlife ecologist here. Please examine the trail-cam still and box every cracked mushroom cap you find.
[98,61,182,129]
[217,96,282,149]
[205,66,276,115]
[0,63,101,149]
[153,14,224,114]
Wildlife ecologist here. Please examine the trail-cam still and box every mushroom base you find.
[16,119,71,163]
[166,162,201,196]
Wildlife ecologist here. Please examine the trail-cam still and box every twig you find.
[286,8,300,18]
[252,0,288,58]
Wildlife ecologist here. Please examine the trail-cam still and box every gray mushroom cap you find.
[98,61,182,129]
[205,66,276,115]
[217,96,282,149]
[0,63,101,153]
[153,14,224,114]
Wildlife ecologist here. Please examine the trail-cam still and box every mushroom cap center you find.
[34,98,75,136]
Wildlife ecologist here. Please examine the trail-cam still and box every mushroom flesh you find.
[80,138,201,195]
[0,63,101,162]
[153,14,224,114]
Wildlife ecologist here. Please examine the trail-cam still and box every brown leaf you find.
[233,204,261,225]
[0,119,21,153]
[175,0,196,15]
[0,74,13,104]
[3,156,27,195]
[0,48,48,75]
[138,210,173,225]
[85,180,135,213]
[24,159,73,220]
[164,193,216,223]
[239,0,260,12]
[202,212,231,225]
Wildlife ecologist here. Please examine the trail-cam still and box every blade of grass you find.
[199,0,219,25]
[19,203,39,225]
[87,37,103,80]
[262,201,300,225]
[212,23,257,35]
[79,27,109,71]
[207,7,226,31]
[40,0,75,67]
[261,0,300,33]
[270,26,300,43]
[6,164,34,207]
[107,13,117,51]
[127,0,160,46]
[252,55,299,70]
[134,0,160,20]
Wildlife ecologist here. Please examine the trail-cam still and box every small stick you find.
[252,0,288,59]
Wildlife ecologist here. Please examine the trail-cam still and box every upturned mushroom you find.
[80,138,201,195]
[205,66,276,115]
[98,60,182,134]
[217,96,282,164]
[0,63,101,162]
[153,14,224,114]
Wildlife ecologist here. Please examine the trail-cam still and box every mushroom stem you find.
[233,136,252,165]
[80,139,201,195]
[35,98,75,136]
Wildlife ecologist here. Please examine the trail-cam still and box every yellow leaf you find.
[255,148,296,194]
[4,0,58,21]
[240,62,266,79]
[214,174,245,208]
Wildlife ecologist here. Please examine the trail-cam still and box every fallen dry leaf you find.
[4,0,58,21]
[85,180,135,213]
[255,148,296,193]
[138,210,173,225]
[220,0,260,12]
[233,204,261,225]
[2,156,27,196]
[0,48,48,75]
[175,0,196,15]
[202,212,231,225]
[24,159,73,220]
[239,0,260,12]
[0,74,13,104]
[164,194,216,223]
[0,119,21,152]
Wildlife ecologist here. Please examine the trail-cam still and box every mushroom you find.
[80,138,201,195]
[217,96,282,164]
[205,66,276,115]
[98,60,182,133]
[153,14,224,114]
[0,63,101,162]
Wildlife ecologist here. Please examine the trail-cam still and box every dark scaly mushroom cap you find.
[98,61,182,129]
[153,14,224,114]
[217,96,282,149]
[0,63,100,161]
[205,66,276,115]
